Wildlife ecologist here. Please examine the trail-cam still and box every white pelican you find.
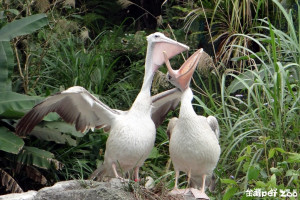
[16,32,189,182]
[164,49,220,199]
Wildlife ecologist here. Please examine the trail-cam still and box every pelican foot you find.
[190,188,210,199]
[169,188,190,196]
[113,176,129,183]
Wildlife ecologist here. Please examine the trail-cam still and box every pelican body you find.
[101,91,156,179]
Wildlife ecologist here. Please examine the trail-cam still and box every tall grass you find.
[176,0,280,69]
[191,0,299,198]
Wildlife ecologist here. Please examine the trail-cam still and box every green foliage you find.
[0,92,43,118]
[0,127,24,154]
[29,122,82,146]
[17,146,61,170]
[0,1,150,194]
[0,9,61,193]
[191,0,299,198]
[172,0,282,69]
[0,14,48,41]
[0,13,48,92]
[0,0,299,198]
[0,41,14,92]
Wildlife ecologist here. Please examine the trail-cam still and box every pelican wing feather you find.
[206,115,220,140]
[16,86,120,135]
[150,88,182,128]
[166,117,178,139]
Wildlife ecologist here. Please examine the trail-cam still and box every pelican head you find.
[164,48,203,91]
[146,32,189,72]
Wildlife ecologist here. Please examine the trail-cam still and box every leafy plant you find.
[1,6,155,194]
[191,0,299,198]
[0,0,299,198]
[0,13,48,92]
[0,12,61,194]
[172,0,282,71]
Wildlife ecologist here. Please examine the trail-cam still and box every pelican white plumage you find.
[164,49,220,199]
[16,32,189,181]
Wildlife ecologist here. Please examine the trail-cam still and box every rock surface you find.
[0,190,37,200]
[0,179,134,200]
[0,179,202,200]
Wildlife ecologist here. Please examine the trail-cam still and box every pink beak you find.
[150,34,189,71]
[164,48,203,91]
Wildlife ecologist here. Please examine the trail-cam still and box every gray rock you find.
[34,179,134,200]
[0,190,37,200]
[0,179,134,200]
[169,191,210,200]
[0,179,205,200]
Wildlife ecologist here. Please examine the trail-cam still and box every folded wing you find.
[206,116,220,140]
[166,117,178,139]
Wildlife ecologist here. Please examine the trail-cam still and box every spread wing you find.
[150,88,182,128]
[16,86,121,135]
[206,116,220,140]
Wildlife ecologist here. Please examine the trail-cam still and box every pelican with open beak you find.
[164,49,220,199]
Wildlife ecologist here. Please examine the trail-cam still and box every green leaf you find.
[0,11,4,20]
[6,9,20,16]
[270,167,283,175]
[268,148,276,159]
[17,146,61,169]
[246,145,251,154]
[242,161,250,173]
[227,69,270,94]
[286,169,298,177]
[248,166,260,180]
[43,113,60,121]
[274,147,286,153]
[0,14,48,92]
[29,124,78,146]
[255,181,267,188]
[222,186,237,200]
[269,148,286,159]
[231,52,265,61]
[0,92,43,118]
[0,14,48,41]
[221,179,238,185]
[287,152,300,163]
[44,122,84,138]
[148,147,162,159]
[0,127,24,154]
[268,174,277,187]
[227,70,256,93]
[172,5,190,13]
[236,155,248,162]
[0,41,14,92]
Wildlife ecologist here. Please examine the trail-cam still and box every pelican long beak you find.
[151,35,189,68]
[164,48,203,91]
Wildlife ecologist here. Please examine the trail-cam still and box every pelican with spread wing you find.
[16,32,189,181]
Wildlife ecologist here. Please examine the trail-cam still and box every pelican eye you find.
[167,73,172,80]
[154,35,160,38]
